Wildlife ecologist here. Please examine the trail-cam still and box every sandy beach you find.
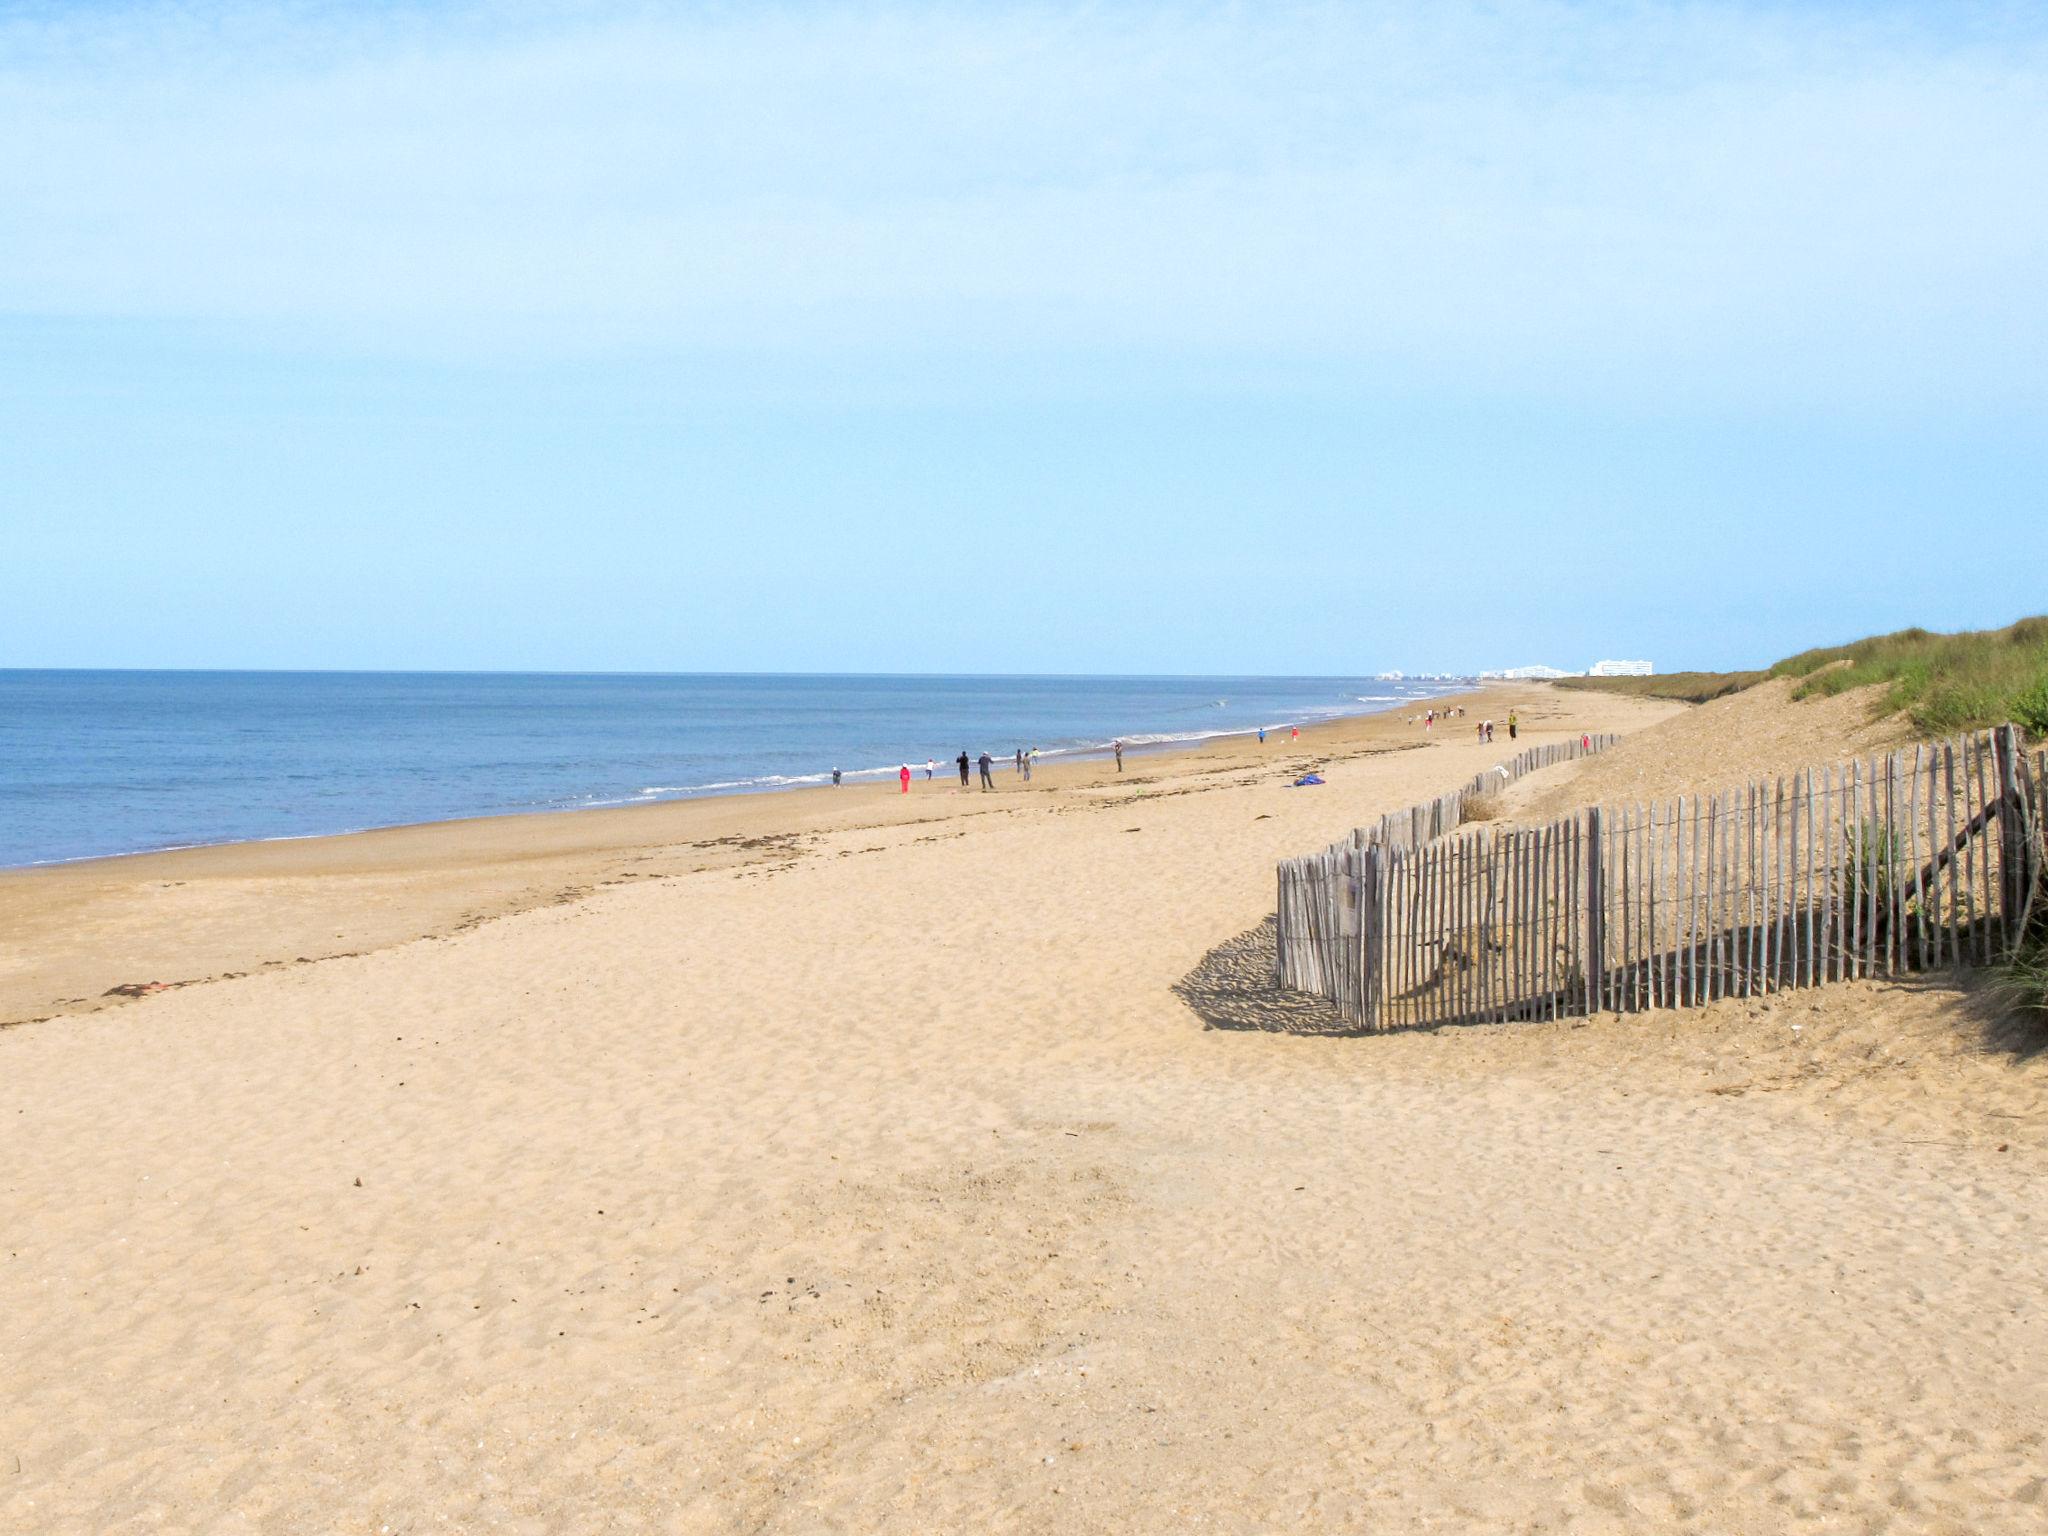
[4,683,2043,1534]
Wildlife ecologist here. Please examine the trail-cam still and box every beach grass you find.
[1553,669,1767,705]
[1461,788,1504,821]
[1562,616,2048,736]
[1997,911,2048,1022]
[1769,617,2048,735]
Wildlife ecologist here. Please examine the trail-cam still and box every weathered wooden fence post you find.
[1993,724,2036,952]
[1359,844,1384,1030]
[1335,843,1360,1024]
[1585,806,1606,1014]
[1275,864,1289,986]
[2029,742,2048,943]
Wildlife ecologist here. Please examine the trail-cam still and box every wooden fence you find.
[1276,726,2045,1031]
[1274,732,1622,1011]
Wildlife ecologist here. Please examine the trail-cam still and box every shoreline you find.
[1,684,1479,875]
[0,683,1532,1029]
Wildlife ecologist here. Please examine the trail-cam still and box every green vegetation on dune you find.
[1556,616,2048,736]
[1553,670,1765,704]
[1564,618,2048,1020]
[1769,617,2048,736]
[2004,936,2048,1022]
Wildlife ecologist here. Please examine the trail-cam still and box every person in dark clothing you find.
[978,752,994,789]
[957,750,971,786]
[831,767,842,786]
[1113,739,1124,772]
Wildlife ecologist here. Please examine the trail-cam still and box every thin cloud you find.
[2,2,2044,412]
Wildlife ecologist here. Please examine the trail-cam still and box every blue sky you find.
[4,1,2044,675]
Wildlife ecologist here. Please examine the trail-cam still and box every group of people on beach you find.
[1406,705,1518,744]
[855,744,1053,794]
[837,718,1324,794]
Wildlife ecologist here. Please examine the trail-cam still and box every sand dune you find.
[1509,676,1912,821]
[3,685,2043,1533]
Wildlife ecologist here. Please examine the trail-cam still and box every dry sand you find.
[1508,676,1915,823]
[3,684,2043,1534]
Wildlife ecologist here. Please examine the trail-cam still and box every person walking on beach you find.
[978,751,994,789]
[1508,711,1518,740]
[1290,725,1299,742]
[1022,748,1033,782]
[832,767,842,786]
[1015,748,1025,776]
[1258,726,1266,744]
[1113,740,1124,772]
[957,750,971,786]
[925,759,935,781]
[899,764,911,794]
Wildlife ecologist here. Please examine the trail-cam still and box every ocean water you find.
[0,670,1463,868]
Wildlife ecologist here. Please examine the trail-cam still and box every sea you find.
[0,670,1466,868]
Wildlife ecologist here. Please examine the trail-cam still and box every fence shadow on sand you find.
[1174,916,1360,1036]
[1186,910,2048,1053]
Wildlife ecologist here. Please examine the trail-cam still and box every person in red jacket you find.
[899,764,911,793]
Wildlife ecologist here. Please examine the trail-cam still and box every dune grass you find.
[2003,936,2048,1021]
[1558,616,2048,736]
[1769,617,2048,736]
[1553,670,1765,705]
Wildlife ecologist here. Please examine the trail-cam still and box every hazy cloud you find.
[4,1,2045,409]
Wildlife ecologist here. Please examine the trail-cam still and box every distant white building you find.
[1589,659,1653,677]
[1479,664,1578,681]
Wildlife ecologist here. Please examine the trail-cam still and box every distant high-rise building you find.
[1588,659,1653,677]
